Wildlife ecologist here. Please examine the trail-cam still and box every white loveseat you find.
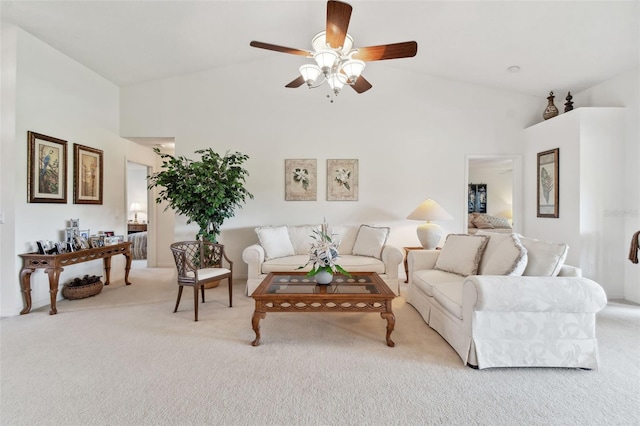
[407,232,607,370]
[242,224,403,296]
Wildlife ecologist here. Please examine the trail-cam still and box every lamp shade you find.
[341,59,365,83]
[129,202,142,212]
[299,64,322,86]
[407,199,453,249]
[314,49,339,73]
[407,199,453,222]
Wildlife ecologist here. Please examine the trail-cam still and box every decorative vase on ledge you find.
[543,91,559,120]
[314,270,334,285]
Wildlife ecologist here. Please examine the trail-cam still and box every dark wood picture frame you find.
[27,131,68,203]
[73,144,103,204]
[537,148,559,218]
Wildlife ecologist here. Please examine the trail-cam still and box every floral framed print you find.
[285,159,317,201]
[327,159,358,201]
[27,131,68,203]
[73,144,103,204]
[537,148,559,218]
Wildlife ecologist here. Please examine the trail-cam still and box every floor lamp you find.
[407,199,453,249]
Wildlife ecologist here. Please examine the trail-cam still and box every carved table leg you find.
[123,251,132,285]
[251,310,266,346]
[103,256,112,285]
[19,268,35,315]
[381,311,396,347]
[46,267,63,315]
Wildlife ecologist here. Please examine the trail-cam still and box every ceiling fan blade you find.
[350,75,372,94]
[285,76,305,88]
[250,41,312,57]
[352,41,418,61]
[326,0,352,49]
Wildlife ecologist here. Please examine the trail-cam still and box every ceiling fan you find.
[249,0,418,99]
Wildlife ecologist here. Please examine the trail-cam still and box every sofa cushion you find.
[413,269,462,297]
[432,281,464,320]
[434,234,489,276]
[255,225,295,260]
[288,225,321,255]
[262,254,385,274]
[476,231,527,275]
[352,225,389,259]
[518,236,568,276]
[332,225,358,254]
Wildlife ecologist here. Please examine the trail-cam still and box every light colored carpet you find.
[1,268,639,426]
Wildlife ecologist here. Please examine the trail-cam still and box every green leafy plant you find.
[148,148,253,242]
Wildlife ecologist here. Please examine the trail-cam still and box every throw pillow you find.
[485,215,511,229]
[434,234,489,277]
[255,225,295,260]
[470,214,494,229]
[288,225,321,255]
[477,232,527,275]
[518,235,568,276]
[352,225,390,259]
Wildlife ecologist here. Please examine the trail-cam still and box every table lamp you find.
[407,199,453,249]
[130,202,142,224]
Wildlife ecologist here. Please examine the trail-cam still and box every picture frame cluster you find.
[35,219,124,255]
[27,131,103,205]
[285,159,359,201]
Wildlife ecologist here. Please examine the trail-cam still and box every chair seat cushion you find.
[186,268,231,281]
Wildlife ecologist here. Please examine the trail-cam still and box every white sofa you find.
[407,232,607,370]
[242,224,403,296]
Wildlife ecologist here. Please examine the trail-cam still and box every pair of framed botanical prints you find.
[285,159,358,201]
[27,131,103,204]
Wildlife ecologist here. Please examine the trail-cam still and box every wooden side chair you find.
[170,241,233,321]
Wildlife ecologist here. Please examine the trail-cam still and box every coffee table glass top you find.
[264,274,380,295]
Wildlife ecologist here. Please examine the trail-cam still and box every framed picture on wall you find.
[537,148,559,218]
[468,184,487,213]
[73,144,103,204]
[27,131,68,203]
[285,159,317,201]
[327,159,358,201]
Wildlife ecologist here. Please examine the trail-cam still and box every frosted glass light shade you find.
[327,73,348,94]
[341,59,365,83]
[129,202,142,212]
[314,50,339,73]
[299,64,322,86]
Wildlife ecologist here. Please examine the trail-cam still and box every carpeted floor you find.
[1,267,639,426]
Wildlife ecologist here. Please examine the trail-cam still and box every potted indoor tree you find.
[148,147,253,287]
[148,147,253,243]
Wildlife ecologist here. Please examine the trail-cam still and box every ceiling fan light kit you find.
[250,0,418,101]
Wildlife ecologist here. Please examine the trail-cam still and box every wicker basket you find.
[62,281,103,300]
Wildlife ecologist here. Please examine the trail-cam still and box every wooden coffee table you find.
[250,272,396,347]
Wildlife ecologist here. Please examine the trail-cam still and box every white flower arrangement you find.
[297,221,350,277]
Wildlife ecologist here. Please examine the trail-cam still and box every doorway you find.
[126,161,153,267]
[464,155,522,233]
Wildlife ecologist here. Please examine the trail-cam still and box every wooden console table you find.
[19,242,133,315]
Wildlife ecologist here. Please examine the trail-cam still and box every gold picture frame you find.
[537,148,559,218]
[327,159,358,201]
[27,132,68,203]
[73,144,103,204]
[285,159,317,201]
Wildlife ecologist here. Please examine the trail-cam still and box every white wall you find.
[575,68,640,302]
[121,57,543,280]
[523,108,627,298]
[126,164,148,223]
[0,27,157,316]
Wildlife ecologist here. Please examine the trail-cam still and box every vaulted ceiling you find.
[2,1,638,97]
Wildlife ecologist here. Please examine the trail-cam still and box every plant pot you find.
[314,270,333,285]
[62,281,103,300]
